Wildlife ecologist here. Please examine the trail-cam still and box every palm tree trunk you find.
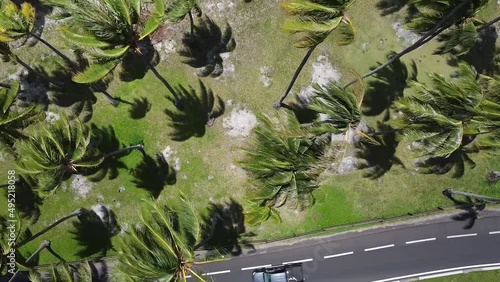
[144,59,184,110]
[342,0,469,89]
[8,240,51,282]
[17,209,85,248]
[29,32,118,106]
[0,82,11,88]
[104,143,145,159]
[443,189,500,203]
[477,15,500,32]
[273,45,317,109]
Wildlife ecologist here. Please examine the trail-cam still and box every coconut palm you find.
[166,0,202,37]
[343,0,498,89]
[14,114,144,196]
[391,64,500,161]
[44,0,184,109]
[274,0,356,108]
[0,0,118,105]
[240,111,326,225]
[406,0,499,56]
[177,16,236,77]
[113,197,207,282]
[0,81,44,147]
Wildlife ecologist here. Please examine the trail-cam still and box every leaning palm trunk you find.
[144,59,184,110]
[8,240,64,282]
[16,209,85,248]
[273,45,317,109]
[343,0,469,89]
[28,32,118,106]
[104,143,145,159]
[443,189,500,203]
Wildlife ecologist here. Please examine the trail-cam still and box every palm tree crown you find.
[113,197,206,282]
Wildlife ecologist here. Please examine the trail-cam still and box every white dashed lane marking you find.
[324,251,354,259]
[202,270,231,276]
[405,237,436,245]
[365,244,394,252]
[446,233,477,239]
[282,258,313,264]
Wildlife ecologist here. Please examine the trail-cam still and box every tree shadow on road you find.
[443,190,485,230]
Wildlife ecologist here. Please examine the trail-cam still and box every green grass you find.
[0,0,499,265]
[425,270,500,282]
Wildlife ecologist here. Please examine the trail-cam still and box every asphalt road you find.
[193,215,500,282]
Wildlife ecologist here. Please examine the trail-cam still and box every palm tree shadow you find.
[129,97,151,119]
[443,190,484,230]
[283,96,318,124]
[447,26,499,76]
[376,0,409,16]
[5,176,42,224]
[415,137,478,179]
[178,15,236,77]
[198,199,256,256]
[130,153,176,199]
[355,121,405,179]
[70,207,119,257]
[164,81,225,141]
[84,125,127,182]
[362,53,417,116]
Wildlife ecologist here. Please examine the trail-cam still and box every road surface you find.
[194,215,500,282]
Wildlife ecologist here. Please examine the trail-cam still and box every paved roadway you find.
[193,215,500,282]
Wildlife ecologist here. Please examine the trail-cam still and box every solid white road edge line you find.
[241,264,272,271]
[282,258,313,264]
[371,262,500,282]
[446,233,477,239]
[364,244,395,252]
[489,231,500,235]
[405,238,436,245]
[202,270,231,276]
[418,271,463,280]
[324,251,354,259]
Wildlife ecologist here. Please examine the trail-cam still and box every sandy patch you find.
[298,54,341,103]
[392,22,419,47]
[203,0,237,18]
[161,146,181,171]
[222,106,258,137]
[70,175,93,199]
[260,67,274,88]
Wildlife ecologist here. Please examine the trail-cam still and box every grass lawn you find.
[0,0,499,264]
[425,270,500,282]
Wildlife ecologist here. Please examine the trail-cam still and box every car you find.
[252,263,304,282]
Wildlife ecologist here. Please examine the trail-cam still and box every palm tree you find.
[44,0,184,110]
[443,189,500,204]
[14,114,144,196]
[8,240,66,282]
[113,197,207,282]
[391,64,500,161]
[166,0,202,37]
[240,111,326,225]
[177,16,236,77]
[16,208,88,248]
[0,0,118,105]
[343,0,498,88]
[0,81,44,147]
[274,0,356,108]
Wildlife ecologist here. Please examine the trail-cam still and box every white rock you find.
[222,106,258,137]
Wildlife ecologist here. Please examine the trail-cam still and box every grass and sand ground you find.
[0,0,499,264]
